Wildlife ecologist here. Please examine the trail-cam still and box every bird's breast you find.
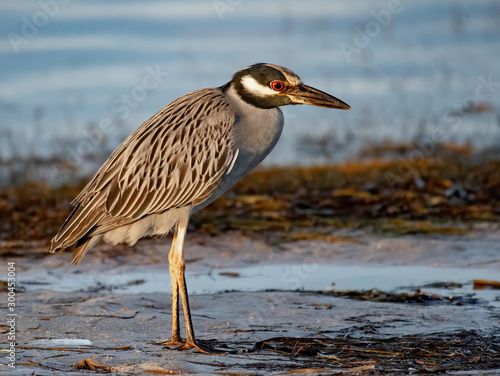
[232,107,283,162]
[207,105,283,201]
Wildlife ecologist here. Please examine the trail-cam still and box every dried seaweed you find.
[253,330,500,373]
[319,288,460,304]
[1,143,500,251]
[473,279,500,290]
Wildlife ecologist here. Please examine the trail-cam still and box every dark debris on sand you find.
[253,330,500,374]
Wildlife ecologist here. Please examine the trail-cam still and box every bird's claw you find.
[149,337,185,347]
[150,338,227,355]
[173,339,228,355]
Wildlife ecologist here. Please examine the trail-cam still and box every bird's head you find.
[228,63,351,110]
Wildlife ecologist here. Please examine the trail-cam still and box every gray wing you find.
[49,88,236,253]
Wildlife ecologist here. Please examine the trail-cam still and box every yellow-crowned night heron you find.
[49,63,350,354]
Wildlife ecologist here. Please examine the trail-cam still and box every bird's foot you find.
[150,337,227,355]
[173,339,228,356]
[149,337,185,347]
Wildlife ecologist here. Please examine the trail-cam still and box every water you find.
[1,1,500,171]
[21,263,500,306]
[27,339,93,348]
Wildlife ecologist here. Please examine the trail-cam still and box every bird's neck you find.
[223,84,284,157]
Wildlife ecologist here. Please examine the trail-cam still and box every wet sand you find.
[4,225,500,375]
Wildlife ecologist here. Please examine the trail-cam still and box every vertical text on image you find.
[6,262,17,368]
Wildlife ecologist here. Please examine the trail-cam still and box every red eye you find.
[271,81,284,91]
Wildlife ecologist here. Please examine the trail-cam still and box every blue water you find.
[1,1,500,170]
[21,263,500,308]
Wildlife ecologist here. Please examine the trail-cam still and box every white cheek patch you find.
[241,75,277,96]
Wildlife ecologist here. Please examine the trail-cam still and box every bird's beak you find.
[287,84,351,110]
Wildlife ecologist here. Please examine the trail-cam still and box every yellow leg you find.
[151,228,183,346]
[156,215,226,355]
[167,240,182,345]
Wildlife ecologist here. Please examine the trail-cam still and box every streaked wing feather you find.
[52,88,236,250]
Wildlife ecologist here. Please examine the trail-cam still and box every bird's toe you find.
[174,339,228,356]
[149,337,185,347]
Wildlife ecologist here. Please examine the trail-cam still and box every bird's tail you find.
[49,200,106,265]
[70,235,103,266]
